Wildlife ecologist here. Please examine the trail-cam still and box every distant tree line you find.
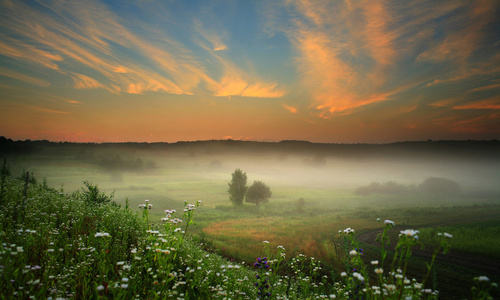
[355,177,462,196]
[75,150,156,171]
[228,169,272,207]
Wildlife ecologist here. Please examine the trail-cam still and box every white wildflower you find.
[343,227,355,234]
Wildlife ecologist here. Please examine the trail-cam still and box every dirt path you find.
[356,218,500,275]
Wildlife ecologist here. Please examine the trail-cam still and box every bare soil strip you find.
[356,217,500,275]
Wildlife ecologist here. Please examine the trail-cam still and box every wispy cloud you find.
[453,97,500,110]
[191,17,285,99]
[451,112,500,133]
[213,74,285,98]
[7,102,71,115]
[416,0,500,85]
[70,73,106,90]
[38,93,80,105]
[0,36,63,70]
[270,0,500,119]
[193,19,228,51]
[428,98,459,108]
[0,67,50,87]
[0,0,285,99]
[283,104,298,114]
[470,83,500,92]
[416,0,496,64]
[278,0,402,117]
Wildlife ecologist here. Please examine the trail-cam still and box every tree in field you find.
[246,180,272,207]
[228,169,248,206]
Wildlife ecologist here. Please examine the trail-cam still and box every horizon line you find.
[1,136,498,146]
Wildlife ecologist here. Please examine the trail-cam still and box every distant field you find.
[418,219,500,259]
[2,140,500,296]
[0,139,500,293]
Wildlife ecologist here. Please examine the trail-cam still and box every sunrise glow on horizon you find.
[0,0,499,143]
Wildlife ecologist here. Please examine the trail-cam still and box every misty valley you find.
[1,138,499,299]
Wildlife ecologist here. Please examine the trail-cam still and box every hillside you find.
[0,167,498,299]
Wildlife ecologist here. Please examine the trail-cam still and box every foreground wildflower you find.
[94,232,110,238]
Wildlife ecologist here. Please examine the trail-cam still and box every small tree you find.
[81,181,114,205]
[228,169,247,207]
[246,180,272,207]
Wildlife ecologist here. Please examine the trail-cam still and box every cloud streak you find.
[272,0,500,119]
[0,0,284,98]
[278,0,402,117]
[0,67,51,87]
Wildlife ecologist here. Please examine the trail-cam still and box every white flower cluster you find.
[437,232,453,239]
[341,227,355,234]
[399,229,419,239]
[139,199,153,209]
[352,272,364,281]
[183,204,196,212]
[94,232,110,238]
[160,208,183,225]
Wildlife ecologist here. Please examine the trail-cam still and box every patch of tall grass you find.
[418,220,500,259]
[0,169,497,299]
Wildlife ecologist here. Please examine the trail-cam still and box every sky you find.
[0,0,499,143]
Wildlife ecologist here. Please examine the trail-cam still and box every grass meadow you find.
[1,140,499,299]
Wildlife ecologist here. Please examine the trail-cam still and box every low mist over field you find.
[2,138,499,198]
[2,137,500,298]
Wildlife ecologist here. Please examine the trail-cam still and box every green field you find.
[2,140,500,298]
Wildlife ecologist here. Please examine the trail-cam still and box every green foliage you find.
[296,197,306,213]
[80,181,115,205]
[246,180,272,207]
[355,177,462,196]
[419,177,461,194]
[0,158,11,205]
[355,181,413,196]
[418,221,500,259]
[0,172,498,299]
[228,168,247,207]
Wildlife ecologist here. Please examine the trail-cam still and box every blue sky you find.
[0,0,499,143]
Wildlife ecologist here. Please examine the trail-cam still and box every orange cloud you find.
[193,19,228,51]
[214,77,284,98]
[1,1,286,99]
[0,38,63,70]
[360,1,396,67]
[207,48,285,98]
[7,102,71,115]
[0,1,201,95]
[453,98,500,110]
[70,73,105,90]
[451,112,500,133]
[470,83,500,92]
[283,104,298,114]
[241,82,285,98]
[0,67,50,87]
[429,98,459,107]
[282,0,401,116]
[416,0,497,64]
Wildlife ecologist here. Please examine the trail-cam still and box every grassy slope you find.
[2,141,500,299]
